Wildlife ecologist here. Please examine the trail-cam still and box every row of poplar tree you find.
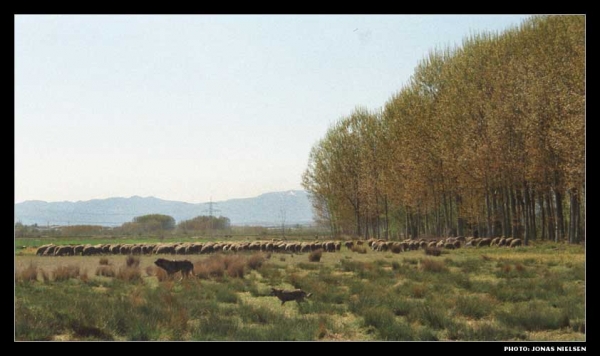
[302,15,585,245]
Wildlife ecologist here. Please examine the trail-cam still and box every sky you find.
[15,14,531,204]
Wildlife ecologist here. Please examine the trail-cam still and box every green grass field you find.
[15,240,585,341]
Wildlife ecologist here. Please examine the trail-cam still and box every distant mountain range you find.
[14,190,315,227]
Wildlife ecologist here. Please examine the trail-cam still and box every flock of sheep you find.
[34,236,523,257]
[367,236,523,252]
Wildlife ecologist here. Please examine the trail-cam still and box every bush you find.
[390,245,402,254]
[424,247,441,256]
[351,245,367,254]
[455,295,493,319]
[16,263,38,283]
[96,265,116,277]
[496,301,568,331]
[126,255,140,268]
[309,249,322,262]
[53,265,81,282]
[247,253,266,270]
[99,258,110,266]
[117,267,142,283]
[420,259,447,273]
[194,255,247,280]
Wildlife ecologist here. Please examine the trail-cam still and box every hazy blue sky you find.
[15,14,531,204]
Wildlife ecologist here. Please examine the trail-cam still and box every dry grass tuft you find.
[126,255,140,268]
[390,245,402,254]
[194,254,248,279]
[16,263,38,283]
[420,259,447,273]
[501,264,512,273]
[309,249,323,262]
[117,266,142,282]
[95,265,116,277]
[425,247,442,256]
[53,265,81,282]
[247,253,266,270]
[99,258,110,265]
[351,245,367,254]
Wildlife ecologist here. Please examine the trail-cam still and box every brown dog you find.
[270,288,312,305]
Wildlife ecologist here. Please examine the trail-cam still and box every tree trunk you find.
[545,192,556,242]
[522,183,531,246]
[456,194,465,237]
[503,187,511,237]
[539,190,546,240]
[485,190,492,239]
[509,187,519,239]
[383,195,389,240]
[554,188,565,242]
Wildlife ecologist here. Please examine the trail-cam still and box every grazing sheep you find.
[82,245,100,256]
[44,245,58,256]
[325,242,335,252]
[345,241,355,249]
[444,242,456,250]
[509,239,522,248]
[453,240,461,249]
[504,238,514,247]
[498,238,507,247]
[300,243,311,253]
[110,244,122,254]
[200,243,215,254]
[490,237,501,246]
[73,245,84,256]
[156,245,176,255]
[477,238,492,247]
[131,245,143,255]
[54,245,74,256]
[335,242,342,251]
[119,245,132,255]
[36,244,54,256]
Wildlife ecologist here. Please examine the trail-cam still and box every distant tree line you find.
[15,214,231,237]
[302,15,584,245]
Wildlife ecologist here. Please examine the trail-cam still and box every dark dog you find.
[270,288,312,305]
[154,258,194,279]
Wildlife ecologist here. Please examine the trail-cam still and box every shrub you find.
[247,253,266,270]
[194,255,247,280]
[496,301,568,331]
[390,245,402,254]
[96,265,116,277]
[351,245,367,254]
[126,255,140,268]
[409,304,450,329]
[99,258,110,266]
[455,295,493,319]
[53,265,80,282]
[309,249,322,262]
[424,247,441,256]
[16,263,38,283]
[117,267,142,283]
[420,259,447,273]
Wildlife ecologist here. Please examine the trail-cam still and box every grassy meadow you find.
[15,239,585,341]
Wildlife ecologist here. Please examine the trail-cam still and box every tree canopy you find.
[302,15,585,244]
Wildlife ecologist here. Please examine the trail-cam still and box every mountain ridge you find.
[15,190,314,227]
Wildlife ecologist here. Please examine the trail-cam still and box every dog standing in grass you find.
[270,288,312,305]
[154,258,194,280]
